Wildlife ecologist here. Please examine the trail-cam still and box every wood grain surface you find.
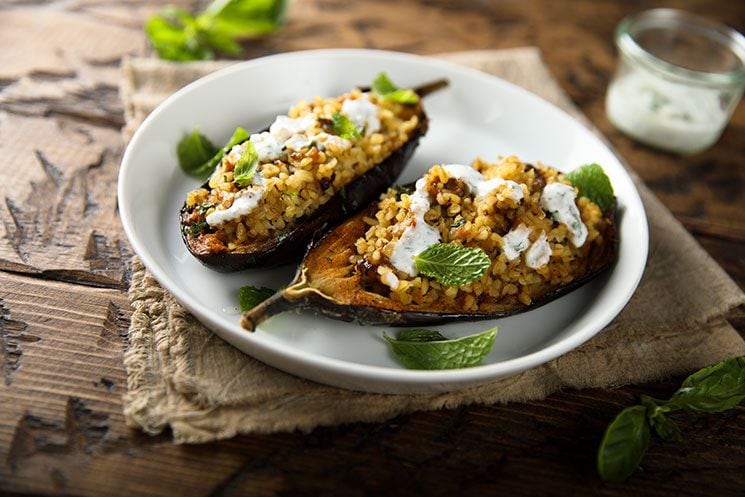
[1,1,744,495]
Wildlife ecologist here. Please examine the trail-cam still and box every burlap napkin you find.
[120,48,745,444]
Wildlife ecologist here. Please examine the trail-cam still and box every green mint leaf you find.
[177,129,218,176]
[233,141,259,187]
[383,327,497,370]
[385,89,419,104]
[371,72,419,104]
[238,285,275,312]
[201,0,287,38]
[565,163,615,212]
[186,221,209,236]
[414,243,491,287]
[371,72,398,95]
[395,329,448,342]
[663,357,745,413]
[597,405,650,482]
[331,112,360,140]
[188,127,250,180]
[145,8,215,62]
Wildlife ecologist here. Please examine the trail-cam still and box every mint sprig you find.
[177,127,250,179]
[597,356,745,482]
[145,0,287,62]
[331,112,361,140]
[371,72,419,104]
[233,141,259,187]
[238,285,275,312]
[383,327,498,370]
[414,243,491,287]
[565,163,614,212]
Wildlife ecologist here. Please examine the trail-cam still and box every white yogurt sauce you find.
[206,171,265,226]
[389,177,441,276]
[606,71,727,154]
[249,132,284,161]
[525,232,551,269]
[442,164,524,203]
[284,133,312,151]
[269,115,317,142]
[501,224,531,261]
[315,132,351,151]
[341,95,381,136]
[540,182,587,247]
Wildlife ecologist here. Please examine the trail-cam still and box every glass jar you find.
[605,9,745,154]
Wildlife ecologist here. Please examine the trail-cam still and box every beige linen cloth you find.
[120,48,745,444]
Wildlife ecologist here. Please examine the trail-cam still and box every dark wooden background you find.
[1,1,744,495]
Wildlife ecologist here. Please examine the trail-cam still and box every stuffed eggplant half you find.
[241,158,618,330]
[180,75,447,271]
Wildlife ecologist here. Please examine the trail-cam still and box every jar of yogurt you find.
[606,9,745,154]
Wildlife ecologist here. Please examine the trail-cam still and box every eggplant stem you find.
[414,79,449,98]
[240,292,294,332]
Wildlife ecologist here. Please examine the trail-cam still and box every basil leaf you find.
[648,411,683,442]
[395,329,448,342]
[233,141,259,187]
[414,243,491,287]
[597,405,650,482]
[371,72,420,104]
[177,129,218,176]
[565,163,614,212]
[145,0,285,62]
[331,112,360,140]
[202,0,287,38]
[664,357,745,413]
[145,8,215,62]
[238,285,275,312]
[383,327,497,370]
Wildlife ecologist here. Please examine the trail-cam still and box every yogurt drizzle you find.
[206,95,380,226]
[389,164,525,276]
[540,183,587,247]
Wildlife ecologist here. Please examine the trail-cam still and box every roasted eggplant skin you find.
[180,120,426,272]
[241,195,618,331]
[180,80,447,272]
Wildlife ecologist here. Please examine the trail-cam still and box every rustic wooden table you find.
[1,1,744,495]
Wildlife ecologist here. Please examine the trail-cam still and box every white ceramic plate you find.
[119,49,648,394]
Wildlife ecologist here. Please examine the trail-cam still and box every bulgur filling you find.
[184,89,420,249]
[351,156,610,311]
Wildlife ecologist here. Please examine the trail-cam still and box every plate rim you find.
[118,48,649,391]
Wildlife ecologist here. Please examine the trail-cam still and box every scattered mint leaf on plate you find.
[180,127,250,180]
[383,327,497,370]
[565,163,614,212]
[238,285,275,312]
[177,129,218,176]
[371,72,420,104]
[414,243,491,286]
[233,141,259,187]
[331,112,361,140]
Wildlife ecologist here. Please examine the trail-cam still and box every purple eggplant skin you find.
[240,197,618,331]
[180,80,447,272]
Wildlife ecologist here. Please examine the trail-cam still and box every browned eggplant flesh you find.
[241,158,618,329]
[180,77,448,271]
